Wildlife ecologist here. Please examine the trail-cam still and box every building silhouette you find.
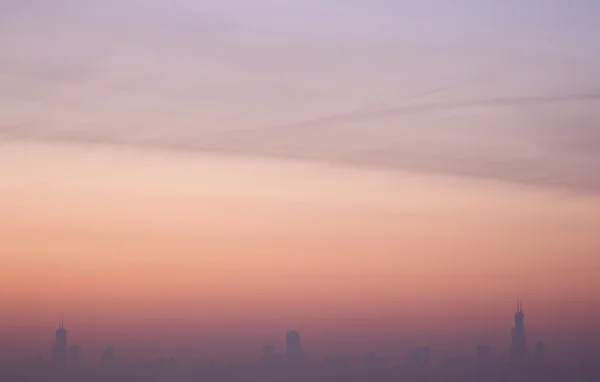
[51,313,68,372]
[101,346,116,367]
[261,344,277,367]
[68,344,82,369]
[509,300,528,366]
[534,340,545,364]
[476,344,491,364]
[475,344,492,379]
[365,351,388,369]
[285,330,304,364]
[407,346,430,368]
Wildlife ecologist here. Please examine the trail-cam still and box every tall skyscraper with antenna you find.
[52,313,68,371]
[510,301,528,366]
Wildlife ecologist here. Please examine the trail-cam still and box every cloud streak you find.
[2,0,600,194]
[261,91,600,132]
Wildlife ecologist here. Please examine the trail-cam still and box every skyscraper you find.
[101,346,116,368]
[407,346,431,368]
[51,313,68,371]
[534,341,545,364]
[285,330,304,364]
[68,344,82,369]
[476,344,492,379]
[509,300,528,366]
[261,344,277,367]
[476,345,491,364]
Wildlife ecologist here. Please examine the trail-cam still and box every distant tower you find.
[476,345,491,364]
[366,351,388,369]
[285,330,304,364]
[534,341,545,364]
[407,346,430,368]
[101,346,116,367]
[264,344,276,357]
[509,300,528,366]
[51,313,68,371]
[261,344,277,367]
[68,344,82,369]
[476,344,492,379]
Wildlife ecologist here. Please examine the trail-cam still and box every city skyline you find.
[1,302,597,382]
[1,1,600,379]
[2,142,598,356]
[4,301,595,366]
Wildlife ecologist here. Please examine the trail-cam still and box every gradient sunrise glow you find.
[1,0,600,364]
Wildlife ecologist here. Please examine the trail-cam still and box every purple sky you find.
[2,1,600,363]
[1,0,600,192]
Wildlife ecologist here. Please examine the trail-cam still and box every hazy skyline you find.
[1,0,599,364]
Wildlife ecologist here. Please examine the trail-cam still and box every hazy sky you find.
[2,0,600,191]
[1,0,600,362]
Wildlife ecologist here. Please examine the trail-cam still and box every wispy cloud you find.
[2,0,600,194]
[267,92,600,131]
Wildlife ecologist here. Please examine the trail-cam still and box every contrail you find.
[265,83,465,132]
[268,91,600,132]
[361,91,600,120]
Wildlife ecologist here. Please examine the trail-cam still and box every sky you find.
[1,0,600,363]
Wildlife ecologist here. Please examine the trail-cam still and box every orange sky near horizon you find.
[2,0,600,365]
[1,141,599,359]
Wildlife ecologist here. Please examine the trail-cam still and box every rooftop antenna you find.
[516,300,523,313]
